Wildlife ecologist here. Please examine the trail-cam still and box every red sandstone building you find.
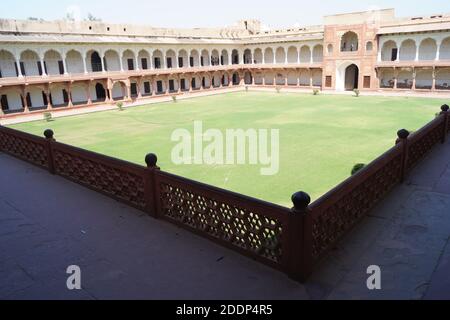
[1,8,450,118]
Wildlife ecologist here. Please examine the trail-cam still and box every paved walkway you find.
[1,137,449,300]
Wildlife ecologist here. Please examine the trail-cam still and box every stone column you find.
[415,45,420,62]
[436,42,441,61]
[309,69,313,88]
[87,82,92,104]
[15,58,23,77]
[63,56,68,75]
[412,70,416,90]
[83,54,88,74]
[67,84,73,107]
[46,86,52,109]
[393,69,398,89]
[40,58,47,76]
[119,52,124,72]
[101,54,106,73]
[135,55,140,71]
[138,78,143,98]
[432,68,436,91]
[22,89,29,112]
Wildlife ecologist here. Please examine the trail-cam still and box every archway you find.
[336,61,359,91]
[344,64,359,90]
[95,83,106,101]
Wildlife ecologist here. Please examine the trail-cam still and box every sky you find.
[2,0,450,29]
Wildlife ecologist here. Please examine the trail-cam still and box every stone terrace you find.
[0,137,450,299]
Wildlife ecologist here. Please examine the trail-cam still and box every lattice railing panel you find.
[0,128,48,168]
[311,151,403,260]
[157,173,285,265]
[53,144,146,209]
[407,121,444,170]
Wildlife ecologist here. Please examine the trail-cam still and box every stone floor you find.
[0,137,449,300]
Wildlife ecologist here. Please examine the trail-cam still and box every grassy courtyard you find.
[10,91,445,206]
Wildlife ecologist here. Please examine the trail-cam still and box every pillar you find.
[436,42,441,61]
[119,53,124,72]
[40,58,47,76]
[415,45,419,62]
[309,69,313,88]
[393,69,398,89]
[126,84,132,101]
[15,58,23,77]
[138,78,143,98]
[22,89,29,112]
[83,54,88,74]
[432,68,436,91]
[135,55,140,71]
[63,56,68,75]
[67,84,73,107]
[87,82,92,104]
[412,70,416,90]
[101,54,106,73]
[46,86,52,110]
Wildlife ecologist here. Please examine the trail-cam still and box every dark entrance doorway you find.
[95,83,106,101]
[91,52,102,72]
[344,64,359,91]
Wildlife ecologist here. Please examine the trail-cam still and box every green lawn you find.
[10,92,445,206]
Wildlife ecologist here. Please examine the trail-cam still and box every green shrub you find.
[313,89,320,96]
[171,95,177,103]
[351,163,366,175]
[116,102,124,111]
[275,86,281,93]
[245,86,249,92]
[353,89,360,97]
[43,112,53,122]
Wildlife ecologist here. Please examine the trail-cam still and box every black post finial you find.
[145,153,158,168]
[397,129,410,140]
[441,104,449,112]
[291,191,311,214]
[44,129,54,140]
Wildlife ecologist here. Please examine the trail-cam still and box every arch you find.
[122,49,136,71]
[112,81,126,100]
[441,38,450,60]
[86,50,102,72]
[287,46,298,64]
[104,49,120,72]
[336,61,359,91]
[232,72,240,85]
[178,49,188,68]
[244,71,253,84]
[287,70,298,85]
[299,46,311,63]
[201,49,210,67]
[43,49,63,75]
[254,48,263,64]
[312,69,323,87]
[418,38,437,61]
[399,39,417,61]
[275,47,286,64]
[415,69,433,89]
[71,84,89,105]
[397,69,414,89]
[0,49,17,78]
[243,49,252,64]
[221,49,229,65]
[264,71,275,85]
[66,49,84,74]
[165,50,176,68]
[379,69,395,88]
[312,45,323,63]
[366,41,373,52]
[94,82,107,101]
[232,49,239,64]
[138,49,151,70]
[264,48,274,64]
[20,49,40,76]
[341,31,359,52]
[299,70,310,86]
[0,89,23,112]
[327,44,333,55]
[211,49,220,66]
[381,40,398,61]
[436,68,450,89]
[190,50,200,67]
[153,50,164,69]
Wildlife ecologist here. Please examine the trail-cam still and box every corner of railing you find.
[440,104,449,143]
[286,191,313,282]
[144,153,161,219]
[396,128,410,183]
[43,129,56,174]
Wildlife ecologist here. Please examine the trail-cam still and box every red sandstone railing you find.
[0,104,448,281]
